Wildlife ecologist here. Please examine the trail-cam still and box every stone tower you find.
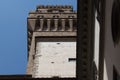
[27,5,77,78]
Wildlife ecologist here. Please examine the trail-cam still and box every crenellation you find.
[36,5,73,13]
[37,5,73,9]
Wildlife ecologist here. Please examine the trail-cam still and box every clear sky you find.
[0,0,77,74]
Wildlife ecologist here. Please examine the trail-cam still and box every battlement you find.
[36,5,73,13]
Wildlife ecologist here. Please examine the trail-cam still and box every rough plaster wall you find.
[103,0,120,80]
[34,42,76,78]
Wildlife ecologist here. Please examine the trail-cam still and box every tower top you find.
[36,5,73,13]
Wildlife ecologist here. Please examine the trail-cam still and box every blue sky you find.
[0,0,77,74]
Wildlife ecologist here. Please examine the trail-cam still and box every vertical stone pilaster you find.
[46,19,51,31]
[69,19,73,31]
[39,19,44,31]
[61,19,65,31]
[53,19,58,31]
[28,31,32,37]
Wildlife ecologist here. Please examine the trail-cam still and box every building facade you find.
[27,5,77,78]
[78,0,120,80]
[102,0,120,80]
[91,0,120,80]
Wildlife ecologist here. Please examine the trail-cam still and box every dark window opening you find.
[50,19,55,30]
[43,19,47,31]
[73,19,77,31]
[48,10,52,12]
[35,17,40,30]
[113,66,120,80]
[58,19,62,30]
[111,0,120,46]
[68,58,76,62]
[59,10,64,12]
[52,76,60,78]
[65,19,69,31]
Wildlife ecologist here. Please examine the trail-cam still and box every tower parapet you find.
[28,5,77,32]
[36,5,73,13]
